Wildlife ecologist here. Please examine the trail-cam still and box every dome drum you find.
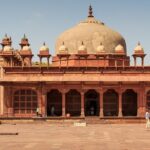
[20,49,32,55]
[39,50,49,55]
[78,50,87,55]
[134,50,144,55]
[20,46,32,55]
[58,49,68,55]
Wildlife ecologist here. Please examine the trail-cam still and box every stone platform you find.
[0,122,150,150]
[0,116,145,124]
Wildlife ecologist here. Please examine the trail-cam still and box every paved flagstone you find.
[0,123,150,150]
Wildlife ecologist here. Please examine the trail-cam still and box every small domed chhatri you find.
[134,42,144,54]
[40,42,49,51]
[1,34,12,48]
[78,41,87,52]
[56,5,126,55]
[59,42,68,54]
[96,43,105,53]
[115,44,125,54]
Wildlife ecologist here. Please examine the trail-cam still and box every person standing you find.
[51,105,55,116]
[36,107,39,116]
[145,111,150,129]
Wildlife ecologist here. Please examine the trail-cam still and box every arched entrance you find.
[146,90,150,111]
[122,89,137,116]
[66,89,81,116]
[13,89,37,116]
[84,90,99,116]
[103,89,118,116]
[47,89,62,116]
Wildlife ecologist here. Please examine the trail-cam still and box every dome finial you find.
[88,5,94,17]
[23,34,26,39]
[5,33,7,38]
[138,41,140,45]
[43,42,45,46]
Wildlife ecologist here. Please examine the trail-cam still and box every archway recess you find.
[103,89,118,116]
[146,90,150,111]
[47,89,62,116]
[84,89,99,116]
[122,89,137,116]
[66,89,81,116]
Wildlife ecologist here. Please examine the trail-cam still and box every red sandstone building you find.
[0,6,149,119]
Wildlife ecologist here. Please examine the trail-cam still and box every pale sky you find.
[0,0,150,64]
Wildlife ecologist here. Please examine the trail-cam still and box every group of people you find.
[36,105,55,117]
[145,111,150,129]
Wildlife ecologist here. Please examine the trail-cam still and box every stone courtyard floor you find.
[0,122,150,150]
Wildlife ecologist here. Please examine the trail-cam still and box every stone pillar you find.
[62,90,66,117]
[137,89,141,117]
[118,91,122,117]
[6,86,13,117]
[0,86,4,116]
[39,57,42,66]
[137,88,145,117]
[99,89,104,118]
[41,91,46,117]
[3,86,8,116]
[115,60,117,67]
[10,57,13,67]
[80,91,85,117]
[141,57,144,67]
[37,83,46,117]
[122,59,125,68]
[134,57,136,67]
[37,87,42,116]
[47,57,49,66]
[143,89,146,113]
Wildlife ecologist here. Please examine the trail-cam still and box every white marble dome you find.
[115,44,125,53]
[56,7,126,55]
[59,42,68,52]
[3,45,13,51]
[40,43,49,51]
[22,45,31,51]
[78,42,87,51]
[96,43,105,53]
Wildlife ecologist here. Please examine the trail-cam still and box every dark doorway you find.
[122,89,137,116]
[84,90,99,116]
[146,90,150,111]
[103,89,118,116]
[47,89,62,116]
[66,89,81,116]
